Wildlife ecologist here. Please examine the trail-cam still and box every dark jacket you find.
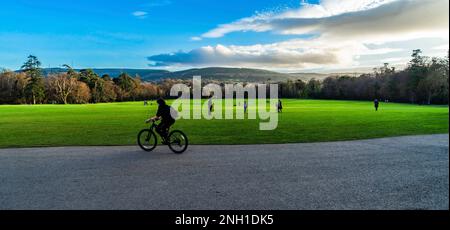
[157,105,175,123]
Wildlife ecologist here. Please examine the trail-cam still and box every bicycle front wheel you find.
[168,130,189,154]
[138,129,158,152]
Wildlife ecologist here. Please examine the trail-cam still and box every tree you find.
[21,55,45,104]
[305,79,321,98]
[114,73,135,101]
[79,69,105,103]
[0,71,17,104]
[418,56,449,104]
[21,55,41,72]
[321,77,339,99]
[102,79,118,102]
[130,75,143,100]
[406,49,429,103]
[101,74,112,81]
[48,73,78,104]
[14,72,29,104]
[140,83,160,99]
[78,69,98,88]
[70,81,91,104]
[115,73,134,92]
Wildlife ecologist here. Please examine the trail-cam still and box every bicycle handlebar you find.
[146,119,162,124]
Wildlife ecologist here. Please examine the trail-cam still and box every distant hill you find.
[288,73,330,82]
[31,68,170,81]
[18,67,339,83]
[164,67,294,82]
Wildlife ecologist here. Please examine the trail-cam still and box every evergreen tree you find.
[21,55,45,104]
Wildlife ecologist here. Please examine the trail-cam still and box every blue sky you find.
[0,0,448,72]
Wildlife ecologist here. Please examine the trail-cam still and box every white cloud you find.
[132,11,148,19]
[134,1,170,20]
[280,0,398,18]
[190,36,202,41]
[149,0,449,70]
[433,44,450,51]
[203,0,448,42]
[148,38,404,70]
[202,0,401,38]
[380,57,409,64]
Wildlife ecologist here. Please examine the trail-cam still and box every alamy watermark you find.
[170,76,280,131]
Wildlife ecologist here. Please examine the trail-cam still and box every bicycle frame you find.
[149,121,158,131]
[147,121,169,141]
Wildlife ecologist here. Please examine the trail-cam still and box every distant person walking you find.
[374,99,380,111]
[244,101,248,114]
[208,95,214,116]
[144,100,148,106]
[278,100,283,113]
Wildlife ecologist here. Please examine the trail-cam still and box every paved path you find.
[0,134,448,210]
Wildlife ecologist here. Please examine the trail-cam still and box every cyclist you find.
[147,98,176,144]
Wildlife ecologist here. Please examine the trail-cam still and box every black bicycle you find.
[137,120,189,154]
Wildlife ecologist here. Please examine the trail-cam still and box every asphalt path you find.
[0,134,448,210]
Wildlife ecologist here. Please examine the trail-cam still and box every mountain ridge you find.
[15,67,336,82]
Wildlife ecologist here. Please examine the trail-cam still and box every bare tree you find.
[48,73,78,104]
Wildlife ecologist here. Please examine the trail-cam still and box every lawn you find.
[0,100,448,148]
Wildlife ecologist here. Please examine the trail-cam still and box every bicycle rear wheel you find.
[138,129,158,152]
[168,130,188,154]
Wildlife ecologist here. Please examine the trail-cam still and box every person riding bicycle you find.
[147,98,176,144]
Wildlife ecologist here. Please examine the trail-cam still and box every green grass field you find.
[0,100,448,148]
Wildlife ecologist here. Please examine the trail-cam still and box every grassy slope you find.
[0,100,448,148]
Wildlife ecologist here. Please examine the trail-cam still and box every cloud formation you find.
[148,0,449,70]
[202,0,402,38]
[148,39,402,69]
[132,11,148,19]
[133,1,172,20]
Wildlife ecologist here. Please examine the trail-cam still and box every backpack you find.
[170,106,179,120]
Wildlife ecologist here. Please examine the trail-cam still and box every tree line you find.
[279,50,449,105]
[1,50,448,105]
[0,56,161,104]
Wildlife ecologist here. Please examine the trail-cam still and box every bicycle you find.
[137,120,189,154]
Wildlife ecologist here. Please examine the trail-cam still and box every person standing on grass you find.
[374,99,380,111]
[278,99,283,113]
[208,95,214,116]
[244,101,248,114]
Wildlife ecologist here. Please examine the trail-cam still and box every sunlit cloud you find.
[148,0,449,71]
